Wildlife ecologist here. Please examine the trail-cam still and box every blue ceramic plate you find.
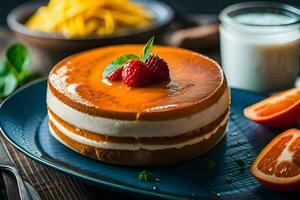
[0,79,296,200]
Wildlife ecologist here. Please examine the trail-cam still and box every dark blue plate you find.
[0,79,295,200]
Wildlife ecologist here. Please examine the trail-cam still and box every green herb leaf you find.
[141,36,154,62]
[0,71,17,98]
[5,43,30,81]
[0,60,9,76]
[234,159,245,171]
[207,159,217,170]
[138,170,153,182]
[103,54,139,78]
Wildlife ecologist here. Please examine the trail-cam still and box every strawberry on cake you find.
[47,37,230,166]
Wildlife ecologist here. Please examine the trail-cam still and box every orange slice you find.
[244,88,300,128]
[251,128,300,191]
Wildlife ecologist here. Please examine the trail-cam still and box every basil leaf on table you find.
[5,43,30,81]
[0,60,9,75]
[103,54,139,78]
[0,43,35,98]
[0,71,17,98]
[141,36,154,62]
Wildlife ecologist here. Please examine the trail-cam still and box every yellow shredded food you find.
[26,0,152,38]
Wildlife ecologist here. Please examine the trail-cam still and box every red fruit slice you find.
[145,54,170,82]
[244,88,300,128]
[122,60,151,87]
[107,67,123,81]
[251,128,300,191]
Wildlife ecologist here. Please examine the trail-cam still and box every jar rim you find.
[220,2,300,32]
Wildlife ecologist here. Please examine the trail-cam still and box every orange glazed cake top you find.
[48,45,227,120]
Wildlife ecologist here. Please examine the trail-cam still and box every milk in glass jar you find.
[219,2,300,92]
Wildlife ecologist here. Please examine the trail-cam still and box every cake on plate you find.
[47,43,230,166]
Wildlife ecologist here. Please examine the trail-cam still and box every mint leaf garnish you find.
[102,36,156,79]
[103,54,139,78]
[141,36,154,62]
[138,170,153,182]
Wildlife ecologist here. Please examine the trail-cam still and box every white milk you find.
[220,3,300,92]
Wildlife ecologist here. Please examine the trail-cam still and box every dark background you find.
[0,0,299,25]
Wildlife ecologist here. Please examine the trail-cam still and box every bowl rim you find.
[7,0,174,41]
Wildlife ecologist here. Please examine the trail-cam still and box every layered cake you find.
[47,44,230,166]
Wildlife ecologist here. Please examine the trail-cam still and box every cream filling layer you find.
[47,87,230,137]
[49,113,228,150]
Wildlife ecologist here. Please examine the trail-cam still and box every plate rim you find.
[0,79,197,200]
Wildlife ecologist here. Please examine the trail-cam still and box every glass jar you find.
[219,2,300,92]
